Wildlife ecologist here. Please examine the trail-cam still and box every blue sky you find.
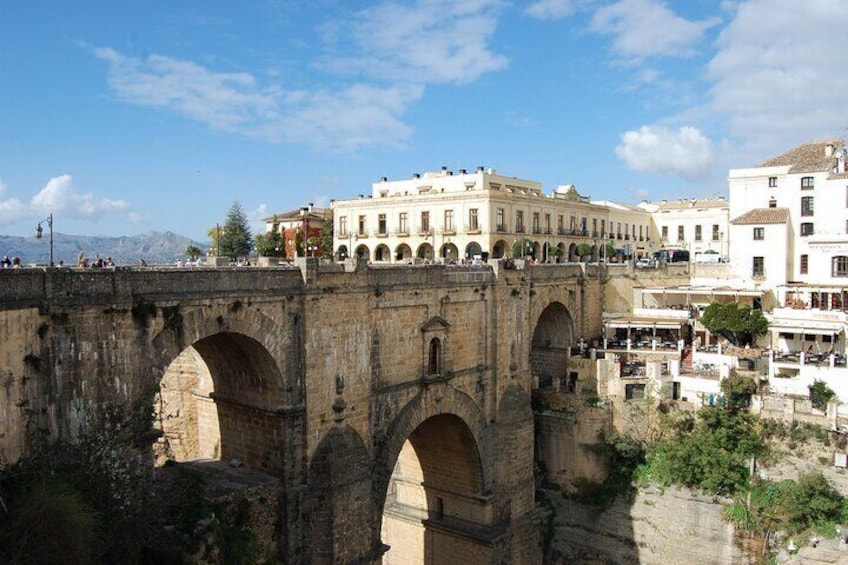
[2,0,847,241]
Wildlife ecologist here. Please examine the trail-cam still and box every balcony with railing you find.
[440,225,457,236]
[464,223,482,234]
[496,224,507,232]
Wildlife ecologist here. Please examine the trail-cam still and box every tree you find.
[184,245,203,260]
[207,226,221,256]
[720,371,758,409]
[700,302,768,346]
[320,212,334,259]
[218,201,252,259]
[254,219,284,258]
[576,243,593,260]
[512,238,533,258]
[809,380,836,411]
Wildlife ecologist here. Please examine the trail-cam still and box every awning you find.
[605,316,687,329]
[641,286,763,297]
[770,320,844,335]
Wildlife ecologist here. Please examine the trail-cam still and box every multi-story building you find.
[727,139,848,400]
[330,167,653,263]
[637,197,730,260]
[263,203,329,258]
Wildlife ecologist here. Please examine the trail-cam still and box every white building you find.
[638,197,730,261]
[728,139,848,401]
[330,167,653,264]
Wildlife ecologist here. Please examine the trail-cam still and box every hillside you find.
[0,231,209,266]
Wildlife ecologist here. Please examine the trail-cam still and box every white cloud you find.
[320,0,507,85]
[707,0,848,158]
[30,175,129,217]
[524,0,574,20]
[590,0,720,60]
[94,47,424,151]
[0,175,129,227]
[615,125,714,180]
[94,47,282,132]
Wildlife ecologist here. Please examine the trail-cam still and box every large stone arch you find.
[376,385,490,563]
[530,301,575,391]
[304,424,372,564]
[148,305,296,474]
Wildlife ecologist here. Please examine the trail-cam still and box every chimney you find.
[477,165,485,172]
[441,165,448,176]
[413,173,420,179]
[358,194,364,199]
[826,143,835,157]
[381,176,388,182]
[459,168,467,174]
[308,202,314,212]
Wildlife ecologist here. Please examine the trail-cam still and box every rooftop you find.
[758,139,844,173]
[730,207,790,225]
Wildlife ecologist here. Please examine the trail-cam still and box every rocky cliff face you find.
[545,485,750,564]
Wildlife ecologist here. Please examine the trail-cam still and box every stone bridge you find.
[0,260,604,564]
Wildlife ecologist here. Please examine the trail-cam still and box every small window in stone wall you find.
[428,338,441,375]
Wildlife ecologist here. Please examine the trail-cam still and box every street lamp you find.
[34,213,54,267]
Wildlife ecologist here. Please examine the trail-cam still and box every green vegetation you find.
[725,472,848,554]
[570,433,645,509]
[575,243,593,260]
[720,371,758,410]
[0,395,268,564]
[638,406,765,494]
[809,380,836,411]
[218,201,253,259]
[699,302,768,346]
[320,211,334,259]
[185,244,204,260]
[512,237,534,258]
[255,218,285,258]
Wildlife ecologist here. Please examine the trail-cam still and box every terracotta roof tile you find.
[758,139,843,173]
[730,207,790,225]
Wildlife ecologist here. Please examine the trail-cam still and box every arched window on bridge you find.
[428,337,442,376]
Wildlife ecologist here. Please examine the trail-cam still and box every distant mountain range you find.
[0,231,210,266]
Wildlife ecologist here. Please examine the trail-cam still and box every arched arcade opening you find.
[381,413,488,565]
[153,331,290,475]
[530,302,575,391]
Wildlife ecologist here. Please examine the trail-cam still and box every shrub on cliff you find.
[639,405,765,495]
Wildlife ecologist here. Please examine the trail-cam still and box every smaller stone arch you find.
[465,241,482,260]
[355,244,370,260]
[304,425,371,563]
[374,244,391,262]
[492,239,509,259]
[568,242,578,262]
[556,242,566,263]
[440,242,459,261]
[395,243,412,262]
[336,244,349,260]
[416,242,434,261]
[530,301,575,391]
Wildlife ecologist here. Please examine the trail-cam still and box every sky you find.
[2,0,848,241]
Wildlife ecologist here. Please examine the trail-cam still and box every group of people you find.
[1,255,21,268]
[77,254,114,268]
